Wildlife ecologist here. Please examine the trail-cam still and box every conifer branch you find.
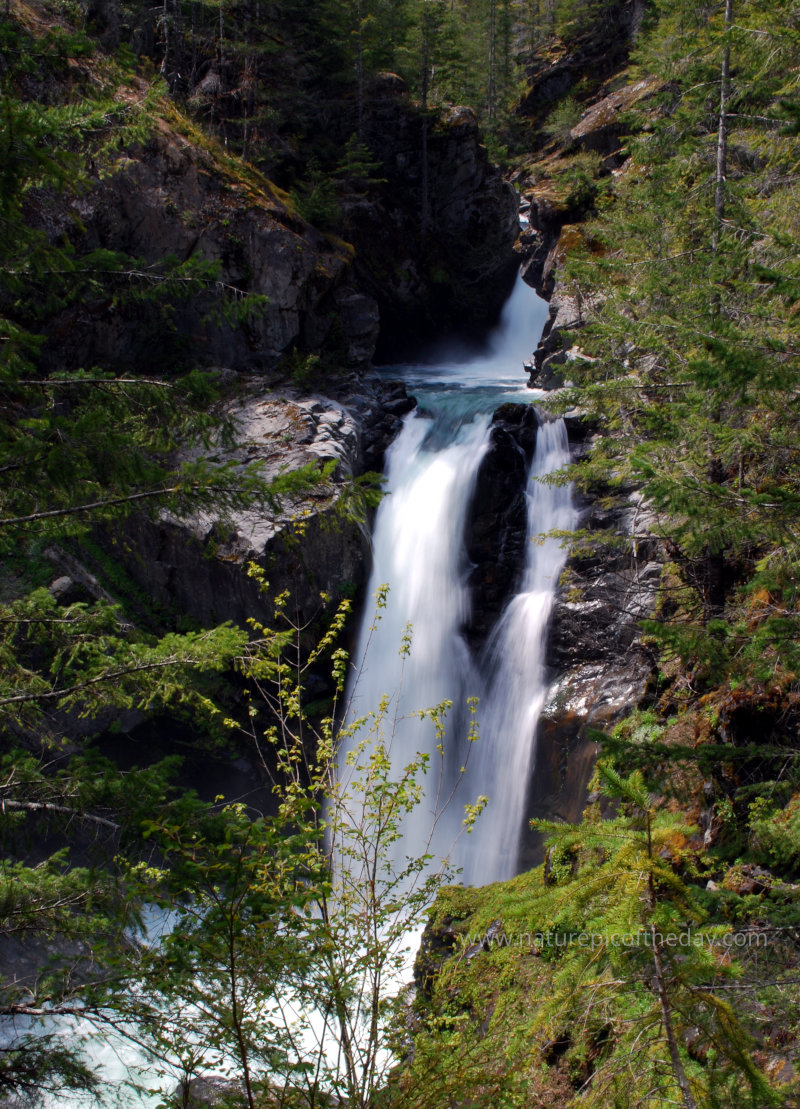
[0,486,180,527]
[0,656,208,707]
[0,800,119,830]
[17,378,175,388]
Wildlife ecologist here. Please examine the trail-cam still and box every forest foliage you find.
[3,0,800,1106]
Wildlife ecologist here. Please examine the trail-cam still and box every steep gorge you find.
[8,0,800,1102]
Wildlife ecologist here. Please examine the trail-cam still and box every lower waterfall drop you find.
[457,416,576,885]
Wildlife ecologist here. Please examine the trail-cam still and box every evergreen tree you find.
[531,765,776,1108]
[555,0,800,684]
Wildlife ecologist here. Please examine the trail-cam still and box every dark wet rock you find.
[463,919,505,959]
[343,377,417,473]
[31,78,519,381]
[518,194,566,298]
[462,404,538,650]
[105,391,370,634]
[355,92,520,356]
[547,488,662,672]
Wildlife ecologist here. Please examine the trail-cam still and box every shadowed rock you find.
[462,403,538,651]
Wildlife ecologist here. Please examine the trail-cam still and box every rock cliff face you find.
[518,477,662,866]
[34,80,518,379]
[350,78,521,356]
[517,0,646,124]
[35,78,517,633]
[504,133,657,860]
[502,7,666,864]
[34,120,364,375]
[517,320,662,867]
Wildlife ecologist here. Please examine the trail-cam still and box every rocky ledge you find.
[100,377,415,634]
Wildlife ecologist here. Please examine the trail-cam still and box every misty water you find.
[340,275,577,887]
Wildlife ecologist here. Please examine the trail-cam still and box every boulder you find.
[462,404,538,650]
[528,284,584,389]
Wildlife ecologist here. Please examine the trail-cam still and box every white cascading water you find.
[339,276,576,886]
[341,414,490,864]
[457,417,575,884]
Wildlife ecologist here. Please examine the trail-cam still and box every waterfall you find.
[341,413,489,866]
[457,418,576,885]
[339,276,575,887]
[39,277,569,1107]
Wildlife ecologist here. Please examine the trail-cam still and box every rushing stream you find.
[341,275,576,887]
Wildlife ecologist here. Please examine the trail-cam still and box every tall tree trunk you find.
[487,0,497,121]
[356,0,365,139]
[172,0,184,91]
[420,13,431,235]
[528,0,539,51]
[228,925,256,1109]
[645,814,698,1109]
[544,0,555,35]
[712,0,733,253]
[649,919,699,1109]
[161,0,171,86]
[190,0,197,88]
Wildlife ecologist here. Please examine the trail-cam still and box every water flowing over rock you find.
[517,456,663,868]
[460,416,577,883]
[339,280,586,886]
[515,279,662,866]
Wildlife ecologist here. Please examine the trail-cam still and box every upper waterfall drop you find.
[340,275,573,886]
